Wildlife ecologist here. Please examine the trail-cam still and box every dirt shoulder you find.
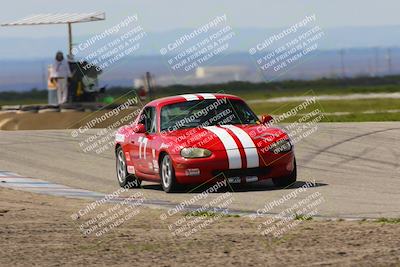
[0,108,136,130]
[0,187,399,267]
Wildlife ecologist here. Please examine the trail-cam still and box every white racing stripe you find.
[142,138,148,159]
[221,125,260,168]
[181,94,199,101]
[138,136,143,159]
[205,126,242,169]
[197,93,216,99]
[138,136,149,159]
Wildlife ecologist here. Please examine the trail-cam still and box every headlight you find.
[180,148,212,158]
[269,139,292,154]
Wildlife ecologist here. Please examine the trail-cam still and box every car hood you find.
[162,124,289,152]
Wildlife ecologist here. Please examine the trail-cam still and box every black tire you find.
[160,154,179,193]
[272,157,297,187]
[116,146,141,188]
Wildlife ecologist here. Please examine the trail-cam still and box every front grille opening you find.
[212,167,269,178]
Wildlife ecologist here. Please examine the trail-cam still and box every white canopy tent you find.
[1,12,106,56]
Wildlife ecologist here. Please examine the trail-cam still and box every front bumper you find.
[171,150,295,184]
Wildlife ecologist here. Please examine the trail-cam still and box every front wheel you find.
[116,146,141,188]
[272,158,297,187]
[160,154,179,193]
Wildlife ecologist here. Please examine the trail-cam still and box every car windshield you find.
[160,99,260,131]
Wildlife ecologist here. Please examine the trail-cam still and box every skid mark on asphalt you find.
[303,127,400,165]
[329,147,374,167]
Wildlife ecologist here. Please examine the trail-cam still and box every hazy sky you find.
[1,0,399,38]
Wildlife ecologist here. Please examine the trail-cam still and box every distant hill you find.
[1,25,400,91]
[1,48,399,92]
[1,25,400,59]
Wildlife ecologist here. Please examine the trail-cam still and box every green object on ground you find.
[101,96,114,104]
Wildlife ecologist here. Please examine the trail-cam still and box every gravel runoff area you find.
[1,187,399,267]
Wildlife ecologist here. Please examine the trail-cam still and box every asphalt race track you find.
[0,122,399,219]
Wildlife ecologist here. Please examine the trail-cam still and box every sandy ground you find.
[1,187,399,267]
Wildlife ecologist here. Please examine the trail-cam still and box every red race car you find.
[115,93,296,192]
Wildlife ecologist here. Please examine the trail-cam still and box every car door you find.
[136,106,158,175]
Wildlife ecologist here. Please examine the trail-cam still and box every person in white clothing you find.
[50,51,72,104]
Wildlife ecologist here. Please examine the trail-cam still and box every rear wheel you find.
[272,158,297,187]
[160,154,179,193]
[116,146,141,188]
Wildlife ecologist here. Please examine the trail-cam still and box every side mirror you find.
[261,114,274,124]
[133,123,146,133]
